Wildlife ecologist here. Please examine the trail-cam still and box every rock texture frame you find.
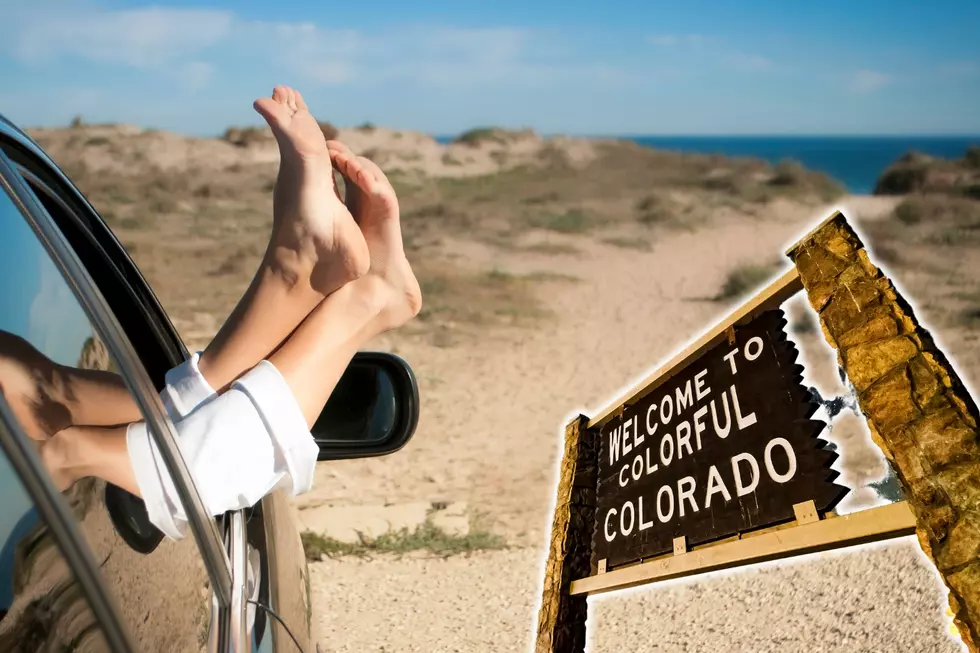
[788,210,980,652]
[535,415,597,653]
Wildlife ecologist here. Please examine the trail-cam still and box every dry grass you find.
[603,236,652,251]
[301,519,507,561]
[40,126,844,349]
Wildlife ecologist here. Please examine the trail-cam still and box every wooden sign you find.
[534,212,966,653]
[593,309,847,568]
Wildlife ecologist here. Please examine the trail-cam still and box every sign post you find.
[535,210,978,652]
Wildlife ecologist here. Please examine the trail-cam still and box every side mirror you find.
[311,352,420,461]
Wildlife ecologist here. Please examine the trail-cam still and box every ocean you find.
[435,135,979,195]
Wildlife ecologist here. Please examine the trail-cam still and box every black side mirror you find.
[311,352,419,461]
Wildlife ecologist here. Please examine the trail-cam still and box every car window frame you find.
[0,143,234,608]
[0,174,137,652]
[0,133,188,382]
[0,391,134,652]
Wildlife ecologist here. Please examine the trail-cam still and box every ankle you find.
[261,245,316,293]
[41,429,84,488]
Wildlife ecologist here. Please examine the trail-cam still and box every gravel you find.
[311,538,964,653]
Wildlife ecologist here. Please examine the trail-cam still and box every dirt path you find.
[302,194,973,652]
[311,541,956,653]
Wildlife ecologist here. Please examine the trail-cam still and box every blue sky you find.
[0,0,978,136]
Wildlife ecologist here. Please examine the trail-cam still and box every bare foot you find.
[325,141,422,332]
[253,86,369,294]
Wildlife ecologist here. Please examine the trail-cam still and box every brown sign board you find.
[592,309,847,569]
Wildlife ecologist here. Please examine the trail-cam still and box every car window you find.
[0,441,113,652]
[0,177,212,651]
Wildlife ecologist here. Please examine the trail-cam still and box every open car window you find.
[0,161,218,651]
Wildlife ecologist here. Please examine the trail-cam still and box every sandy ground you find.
[301,194,973,652]
[26,122,974,652]
[312,541,957,653]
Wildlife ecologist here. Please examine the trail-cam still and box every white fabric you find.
[159,352,216,420]
[233,361,318,496]
[127,356,318,540]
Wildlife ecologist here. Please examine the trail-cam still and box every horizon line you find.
[13,117,980,142]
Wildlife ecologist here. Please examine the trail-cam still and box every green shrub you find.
[769,159,806,186]
[532,209,592,233]
[453,127,504,147]
[964,145,980,169]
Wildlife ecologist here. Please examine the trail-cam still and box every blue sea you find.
[435,135,979,194]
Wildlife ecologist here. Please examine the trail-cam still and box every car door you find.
[0,129,247,650]
[0,116,313,653]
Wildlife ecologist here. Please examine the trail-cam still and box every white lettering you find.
[710,391,732,439]
[675,380,694,412]
[731,384,758,429]
[745,336,764,361]
[619,465,629,487]
[694,369,710,401]
[676,421,693,458]
[693,406,708,449]
[659,433,674,466]
[704,465,731,507]
[646,403,659,437]
[620,501,635,536]
[645,447,659,475]
[678,476,699,517]
[631,454,643,482]
[609,426,622,466]
[604,509,617,542]
[638,496,654,531]
[731,453,760,497]
[656,485,674,523]
[765,437,797,483]
[633,413,644,448]
[622,417,633,456]
[660,394,674,425]
[723,348,739,375]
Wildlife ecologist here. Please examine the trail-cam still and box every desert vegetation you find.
[29,122,842,350]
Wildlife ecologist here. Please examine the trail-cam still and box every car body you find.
[0,114,419,652]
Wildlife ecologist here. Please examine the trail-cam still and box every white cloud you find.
[2,5,622,91]
[11,6,234,67]
[850,69,892,93]
[181,61,216,91]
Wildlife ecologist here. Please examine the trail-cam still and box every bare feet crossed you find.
[326,140,422,332]
[254,86,370,294]
[200,86,373,390]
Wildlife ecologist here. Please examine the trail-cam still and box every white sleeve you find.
[159,352,216,421]
[231,361,319,496]
[127,360,318,540]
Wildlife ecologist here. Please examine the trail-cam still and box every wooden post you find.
[535,415,597,653]
[788,211,980,652]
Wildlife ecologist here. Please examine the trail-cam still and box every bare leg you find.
[43,146,422,494]
[0,331,138,440]
[41,425,137,494]
[198,85,370,391]
[4,86,373,437]
[271,145,422,425]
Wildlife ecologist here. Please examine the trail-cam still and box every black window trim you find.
[0,146,234,607]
